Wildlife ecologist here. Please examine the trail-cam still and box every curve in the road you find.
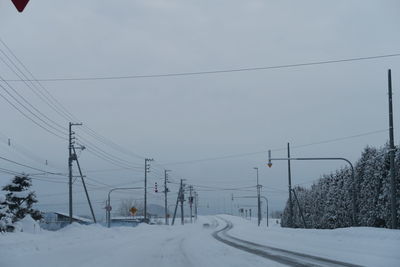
[212,217,364,267]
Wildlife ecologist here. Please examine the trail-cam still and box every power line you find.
[0,83,66,140]
[0,155,65,176]
[0,131,64,171]
[0,38,148,170]
[3,53,399,82]
[0,38,76,122]
[163,129,389,165]
[0,73,67,135]
[0,50,69,130]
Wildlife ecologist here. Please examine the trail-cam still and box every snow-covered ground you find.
[1,215,399,267]
[219,215,400,267]
[0,216,283,267]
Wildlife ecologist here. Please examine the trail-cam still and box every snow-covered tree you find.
[2,175,42,228]
[280,144,400,229]
[0,193,14,232]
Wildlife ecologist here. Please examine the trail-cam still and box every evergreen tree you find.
[280,144,400,229]
[0,194,14,232]
[2,175,42,226]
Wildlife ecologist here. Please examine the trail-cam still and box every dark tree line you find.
[281,145,400,229]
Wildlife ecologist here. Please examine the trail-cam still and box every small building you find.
[41,212,93,230]
[110,216,143,227]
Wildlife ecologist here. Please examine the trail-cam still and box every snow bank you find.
[221,215,400,267]
[13,215,41,233]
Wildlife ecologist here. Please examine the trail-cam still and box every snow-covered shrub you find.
[0,194,14,232]
[1,175,42,232]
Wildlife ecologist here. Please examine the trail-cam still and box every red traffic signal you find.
[154,182,158,193]
[11,0,30,12]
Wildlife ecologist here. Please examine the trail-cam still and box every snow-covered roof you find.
[53,212,93,223]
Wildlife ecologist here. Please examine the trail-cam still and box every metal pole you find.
[68,122,73,224]
[292,189,307,228]
[73,146,96,223]
[194,192,198,221]
[287,143,293,227]
[107,191,111,228]
[144,159,147,221]
[254,167,261,226]
[388,69,398,229]
[189,186,193,223]
[266,197,268,227]
[180,180,185,225]
[164,170,170,225]
[144,158,153,222]
[231,193,234,215]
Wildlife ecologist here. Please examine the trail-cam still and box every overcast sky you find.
[1,1,400,219]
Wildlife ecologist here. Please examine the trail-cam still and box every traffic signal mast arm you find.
[267,150,357,226]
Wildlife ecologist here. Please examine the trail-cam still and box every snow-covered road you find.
[1,215,399,267]
[0,216,282,267]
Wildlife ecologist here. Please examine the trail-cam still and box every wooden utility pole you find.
[287,143,293,227]
[189,186,193,223]
[68,122,82,224]
[388,69,398,229]
[180,180,185,225]
[164,170,170,225]
[144,158,153,222]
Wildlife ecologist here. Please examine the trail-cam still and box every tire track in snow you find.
[212,217,364,267]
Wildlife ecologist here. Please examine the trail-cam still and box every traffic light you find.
[267,150,272,167]
[154,182,158,193]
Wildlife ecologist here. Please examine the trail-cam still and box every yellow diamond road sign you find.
[129,207,138,215]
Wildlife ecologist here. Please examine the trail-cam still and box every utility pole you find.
[180,180,185,225]
[189,186,193,223]
[68,122,82,224]
[287,143,293,228]
[254,167,261,226]
[144,158,153,222]
[388,69,398,229]
[73,146,96,223]
[171,180,182,226]
[231,193,234,215]
[194,191,198,221]
[164,170,171,225]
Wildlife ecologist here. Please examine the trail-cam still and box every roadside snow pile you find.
[13,215,41,233]
[221,215,400,267]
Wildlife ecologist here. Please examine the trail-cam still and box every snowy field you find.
[1,215,399,267]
